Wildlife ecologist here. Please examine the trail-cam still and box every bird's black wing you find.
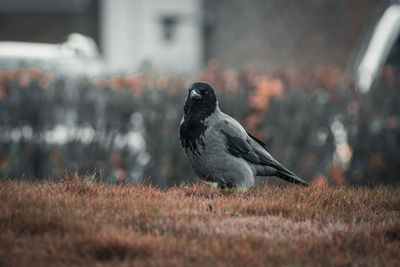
[221,129,281,168]
[246,131,268,150]
[221,130,260,164]
[221,129,309,186]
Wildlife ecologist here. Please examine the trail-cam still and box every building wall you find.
[0,0,99,44]
[101,0,203,73]
[204,0,384,72]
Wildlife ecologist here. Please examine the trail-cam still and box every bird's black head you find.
[183,82,217,121]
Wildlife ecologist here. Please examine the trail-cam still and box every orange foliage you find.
[92,77,109,89]
[369,153,388,171]
[301,153,317,167]
[329,164,347,185]
[347,100,360,121]
[38,73,54,89]
[0,85,6,100]
[244,112,264,132]
[114,168,127,181]
[249,77,284,111]
[126,75,145,93]
[0,68,54,93]
[311,173,328,187]
[385,116,397,129]
[199,60,240,93]
[111,75,126,91]
[0,155,9,170]
[50,150,62,164]
[380,66,395,87]
[156,75,171,90]
[109,153,123,167]
[27,68,42,80]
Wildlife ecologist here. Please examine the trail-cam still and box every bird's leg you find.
[219,181,236,194]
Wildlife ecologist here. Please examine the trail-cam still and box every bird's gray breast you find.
[182,121,214,176]
[185,118,240,179]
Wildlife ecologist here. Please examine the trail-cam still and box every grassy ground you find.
[0,177,399,267]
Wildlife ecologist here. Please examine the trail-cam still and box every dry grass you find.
[0,177,399,267]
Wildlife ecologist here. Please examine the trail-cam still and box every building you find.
[0,0,385,74]
[100,0,203,73]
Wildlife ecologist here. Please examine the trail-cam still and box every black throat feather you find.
[180,97,216,154]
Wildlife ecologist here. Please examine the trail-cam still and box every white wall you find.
[101,0,203,74]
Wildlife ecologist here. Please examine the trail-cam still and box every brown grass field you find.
[0,176,399,267]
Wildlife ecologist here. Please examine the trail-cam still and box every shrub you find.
[0,63,399,185]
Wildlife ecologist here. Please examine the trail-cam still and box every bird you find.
[179,81,309,190]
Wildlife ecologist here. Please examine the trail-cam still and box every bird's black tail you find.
[275,165,309,186]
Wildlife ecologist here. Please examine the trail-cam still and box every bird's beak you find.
[190,90,202,100]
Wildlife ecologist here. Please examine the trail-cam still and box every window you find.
[160,15,179,42]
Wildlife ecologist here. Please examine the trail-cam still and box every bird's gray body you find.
[182,108,253,188]
[179,82,308,190]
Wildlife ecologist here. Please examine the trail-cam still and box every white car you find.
[0,33,105,77]
[347,2,400,93]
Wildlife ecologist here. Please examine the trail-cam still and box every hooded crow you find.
[179,82,309,190]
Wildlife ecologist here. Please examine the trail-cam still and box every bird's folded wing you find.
[214,118,273,166]
[220,127,275,167]
[216,118,308,185]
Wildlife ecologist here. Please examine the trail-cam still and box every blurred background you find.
[0,0,399,186]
